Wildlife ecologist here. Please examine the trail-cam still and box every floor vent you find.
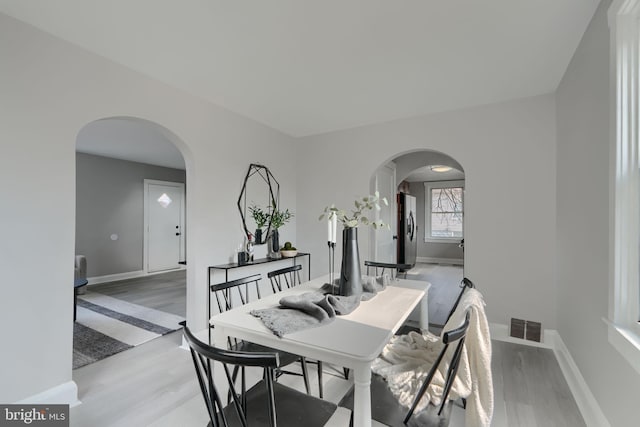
[525,321,542,342]
[510,318,525,339]
[510,318,542,342]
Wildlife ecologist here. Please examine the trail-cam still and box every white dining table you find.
[209,274,430,427]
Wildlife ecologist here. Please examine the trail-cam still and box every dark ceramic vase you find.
[255,229,263,245]
[271,230,280,254]
[339,227,362,297]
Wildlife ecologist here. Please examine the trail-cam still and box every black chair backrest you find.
[267,264,302,293]
[364,261,412,279]
[183,323,280,427]
[210,274,262,314]
[444,277,475,324]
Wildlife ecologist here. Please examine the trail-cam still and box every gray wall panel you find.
[76,152,186,277]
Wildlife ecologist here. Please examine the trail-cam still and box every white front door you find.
[145,180,185,273]
[371,162,396,263]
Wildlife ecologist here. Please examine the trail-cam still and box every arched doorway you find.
[73,117,192,370]
[370,149,465,329]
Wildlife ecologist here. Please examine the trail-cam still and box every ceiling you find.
[405,166,464,183]
[0,0,600,137]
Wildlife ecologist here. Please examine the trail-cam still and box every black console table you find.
[207,253,311,338]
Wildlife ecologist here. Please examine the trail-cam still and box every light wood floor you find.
[71,267,586,426]
[406,263,464,327]
[86,269,186,317]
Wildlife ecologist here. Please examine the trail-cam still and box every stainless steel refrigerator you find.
[397,192,417,268]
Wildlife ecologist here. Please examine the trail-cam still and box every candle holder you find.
[328,241,336,293]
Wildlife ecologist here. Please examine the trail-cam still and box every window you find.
[424,180,464,242]
[608,0,640,374]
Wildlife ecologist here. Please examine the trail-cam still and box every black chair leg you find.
[438,340,465,415]
[228,365,240,404]
[300,357,311,395]
[404,343,448,424]
[317,361,324,398]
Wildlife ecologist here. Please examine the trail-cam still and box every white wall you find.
[296,94,557,330]
[556,0,640,425]
[0,13,297,403]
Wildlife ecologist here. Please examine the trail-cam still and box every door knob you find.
[176,232,181,236]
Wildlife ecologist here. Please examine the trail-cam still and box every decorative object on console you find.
[319,192,389,297]
[280,241,298,258]
[245,233,255,262]
[268,205,294,259]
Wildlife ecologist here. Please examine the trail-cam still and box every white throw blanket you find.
[371,288,493,427]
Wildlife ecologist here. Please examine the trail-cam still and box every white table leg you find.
[212,326,226,349]
[419,292,429,331]
[353,363,372,427]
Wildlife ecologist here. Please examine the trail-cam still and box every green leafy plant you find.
[248,204,269,229]
[319,191,390,229]
[270,207,294,230]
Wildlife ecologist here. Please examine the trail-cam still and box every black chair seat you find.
[230,340,301,367]
[222,381,337,427]
[338,373,452,427]
[184,323,337,427]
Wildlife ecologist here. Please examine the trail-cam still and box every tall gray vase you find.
[339,227,362,297]
[271,229,280,253]
[269,229,281,259]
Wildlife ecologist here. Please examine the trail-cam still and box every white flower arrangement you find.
[319,191,390,229]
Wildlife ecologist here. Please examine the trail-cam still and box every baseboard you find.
[490,323,609,427]
[87,267,185,286]
[547,331,610,427]
[16,381,81,408]
[416,256,463,266]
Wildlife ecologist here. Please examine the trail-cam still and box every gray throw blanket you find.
[250,275,390,337]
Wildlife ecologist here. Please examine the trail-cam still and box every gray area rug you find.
[407,265,463,327]
[73,293,184,369]
[73,322,133,369]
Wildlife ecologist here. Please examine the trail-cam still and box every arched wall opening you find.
[369,148,465,266]
[369,148,465,328]
[73,116,194,369]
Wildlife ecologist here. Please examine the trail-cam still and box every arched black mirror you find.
[238,164,280,245]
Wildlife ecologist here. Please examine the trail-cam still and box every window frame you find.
[424,180,464,243]
[608,0,640,375]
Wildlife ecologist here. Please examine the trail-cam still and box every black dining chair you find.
[364,260,413,280]
[267,264,303,293]
[339,278,476,426]
[339,312,471,427]
[210,274,313,395]
[183,323,338,427]
[267,264,328,396]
